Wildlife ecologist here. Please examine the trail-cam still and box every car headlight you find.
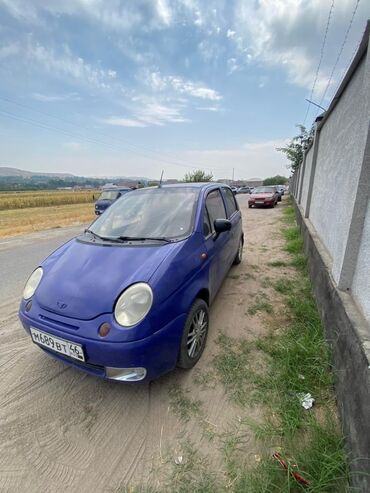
[23,267,43,300]
[114,283,153,327]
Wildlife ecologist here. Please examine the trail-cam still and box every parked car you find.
[274,186,283,202]
[19,184,243,382]
[277,185,285,196]
[237,186,251,194]
[95,187,132,215]
[248,186,279,208]
[231,186,238,195]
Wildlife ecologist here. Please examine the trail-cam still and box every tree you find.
[263,175,288,186]
[276,124,313,172]
[183,169,213,182]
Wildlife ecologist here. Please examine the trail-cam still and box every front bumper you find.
[248,199,274,206]
[19,308,186,382]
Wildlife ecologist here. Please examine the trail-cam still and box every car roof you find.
[157,182,229,189]
[138,182,230,192]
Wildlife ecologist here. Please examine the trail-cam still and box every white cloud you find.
[136,103,190,126]
[227,57,238,75]
[101,101,190,128]
[197,106,221,112]
[32,92,80,102]
[0,0,172,32]
[226,29,236,39]
[101,117,147,128]
[232,0,368,96]
[156,0,172,26]
[27,43,117,90]
[145,71,222,101]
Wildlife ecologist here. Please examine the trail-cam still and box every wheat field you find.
[0,190,97,238]
[0,190,97,210]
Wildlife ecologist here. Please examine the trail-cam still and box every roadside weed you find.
[268,260,288,267]
[273,278,294,294]
[168,385,202,422]
[248,300,274,315]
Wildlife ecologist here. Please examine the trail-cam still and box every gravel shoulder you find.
[0,195,290,492]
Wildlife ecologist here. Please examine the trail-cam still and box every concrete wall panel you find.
[309,57,367,282]
[352,200,370,320]
[301,145,313,212]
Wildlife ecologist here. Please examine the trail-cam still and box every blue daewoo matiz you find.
[19,183,243,382]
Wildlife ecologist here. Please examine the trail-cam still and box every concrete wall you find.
[300,144,313,213]
[290,23,370,491]
[309,56,367,282]
[352,200,370,320]
[293,24,370,321]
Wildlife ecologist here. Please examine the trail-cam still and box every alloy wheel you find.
[186,309,208,358]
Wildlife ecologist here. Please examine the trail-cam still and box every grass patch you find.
[167,441,219,493]
[211,204,350,491]
[248,300,274,316]
[213,334,270,406]
[168,385,202,422]
[274,278,294,294]
[268,260,288,267]
[283,226,304,254]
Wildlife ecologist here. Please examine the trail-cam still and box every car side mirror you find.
[214,218,232,234]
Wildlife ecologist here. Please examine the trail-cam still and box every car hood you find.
[36,238,174,320]
[251,193,273,199]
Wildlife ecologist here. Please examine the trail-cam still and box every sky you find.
[0,0,369,180]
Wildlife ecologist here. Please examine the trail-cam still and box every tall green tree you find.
[184,169,213,182]
[276,124,313,171]
[263,175,288,186]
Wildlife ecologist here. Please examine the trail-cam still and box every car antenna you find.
[158,169,164,188]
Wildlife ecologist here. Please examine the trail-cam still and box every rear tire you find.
[177,299,209,369]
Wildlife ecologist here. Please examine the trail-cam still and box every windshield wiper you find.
[84,229,112,241]
[115,236,173,243]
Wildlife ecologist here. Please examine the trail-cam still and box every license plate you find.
[255,200,264,204]
[30,328,85,362]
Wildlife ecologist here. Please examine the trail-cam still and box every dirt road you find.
[0,195,288,492]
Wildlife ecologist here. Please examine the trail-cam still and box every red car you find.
[248,186,279,208]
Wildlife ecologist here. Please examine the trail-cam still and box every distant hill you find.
[0,167,75,178]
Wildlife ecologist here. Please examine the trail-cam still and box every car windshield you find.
[90,187,199,240]
[98,190,120,200]
[252,187,275,194]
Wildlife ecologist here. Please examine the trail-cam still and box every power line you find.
[317,0,361,110]
[0,96,230,172]
[303,0,335,126]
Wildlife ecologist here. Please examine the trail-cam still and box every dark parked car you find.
[248,186,279,208]
[19,183,243,382]
[95,187,132,215]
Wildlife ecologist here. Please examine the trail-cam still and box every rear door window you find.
[222,187,238,218]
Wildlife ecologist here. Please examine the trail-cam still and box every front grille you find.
[38,314,79,331]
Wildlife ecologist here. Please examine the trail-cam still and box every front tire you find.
[233,237,243,264]
[177,299,209,369]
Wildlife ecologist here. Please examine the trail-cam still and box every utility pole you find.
[232,167,235,183]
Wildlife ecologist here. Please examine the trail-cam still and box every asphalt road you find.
[0,225,86,308]
[0,194,283,492]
